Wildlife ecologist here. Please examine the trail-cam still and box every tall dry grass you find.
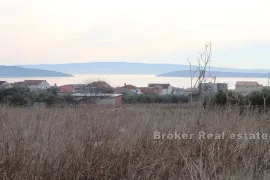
[0,104,270,179]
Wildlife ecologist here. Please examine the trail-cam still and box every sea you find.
[0,74,269,89]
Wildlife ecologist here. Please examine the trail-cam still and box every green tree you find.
[215,90,227,105]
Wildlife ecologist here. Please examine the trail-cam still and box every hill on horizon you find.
[157,70,270,78]
[21,62,270,75]
[0,66,72,78]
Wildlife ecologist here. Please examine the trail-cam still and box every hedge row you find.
[2,86,270,107]
[0,87,74,106]
[204,88,270,106]
[123,94,189,104]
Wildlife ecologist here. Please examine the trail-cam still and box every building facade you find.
[97,95,122,106]
[114,84,142,95]
[235,81,263,95]
[140,87,162,95]
[199,82,228,95]
[71,93,122,106]
[24,80,51,91]
[148,83,173,95]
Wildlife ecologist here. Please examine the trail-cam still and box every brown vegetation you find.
[1,105,270,179]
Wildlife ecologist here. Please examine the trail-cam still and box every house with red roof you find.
[148,83,173,95]
[60,82,114,94]
[24,80,51,91]
[235,81,263,95]
[59,85,75,93]
[114,83,142,95]
[140,87,161,95]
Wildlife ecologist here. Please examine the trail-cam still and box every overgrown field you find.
[1,104,270,179]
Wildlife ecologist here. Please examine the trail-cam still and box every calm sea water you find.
[0,74,269,89]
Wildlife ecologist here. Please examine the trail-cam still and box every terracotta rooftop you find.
[114,87,126,94]
[59,85,74,93]
[114,84,137,94]
[24,80,46,85]
[148,83,170,89]
[124,84,137,89]
[236,81,259,86]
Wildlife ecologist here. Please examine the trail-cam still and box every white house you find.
[148,83,173,95]
[0,81,12,89]
[235,81,263,95]
[24,80,51,91]
[129,88,143,95]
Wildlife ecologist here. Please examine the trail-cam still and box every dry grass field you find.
[1,104,270,180]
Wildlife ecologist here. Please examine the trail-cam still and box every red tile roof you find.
[114,87,126,94]
[13,81,25,86]
[114,84,137,94]
[125,85,137,89]
[59,85,74,93]
[236,81,259,86]
[140,87,161,93]
[24,80,45,85]
[148,83,170,89]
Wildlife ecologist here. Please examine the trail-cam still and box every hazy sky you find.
[1,0,270,68]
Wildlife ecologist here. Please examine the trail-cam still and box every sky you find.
[1,0,270,68]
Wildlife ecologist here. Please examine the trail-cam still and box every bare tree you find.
[261,88,268,113]
[188,59,197,104]
[261,73,270,113]
[188,41,213,104]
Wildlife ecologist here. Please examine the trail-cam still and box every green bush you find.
[0,87,75,107]
[62,94,75,104]
[8,94,28,106]
[226,91,245,105]
[122,94,138,103]
[30,89,65,107]
[247,88,270,106]
[204,89,270,107]
[204,90,245,106]
[0,87,30,106]
[215,90,227,105]
[123,94,189,104]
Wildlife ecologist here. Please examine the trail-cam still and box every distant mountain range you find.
[157,70,270,78]
[0,66,72,77]
[21,62,270,76]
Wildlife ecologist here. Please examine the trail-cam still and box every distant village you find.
[0,79,267,106]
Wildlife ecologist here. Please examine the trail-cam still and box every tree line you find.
[123,94,191,104]
[204,88,270,108]
[2,86,270,107]
[0,87,74,106]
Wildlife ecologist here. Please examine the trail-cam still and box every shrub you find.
[8,94,28,106]
[215,90,227,105]
[62,94,75,103]
[248,91,264,106]
[0,87,70,107]
[0,87,30,106]
[247,88,270,106]
[204,90,246,106]
[123,94,189,104]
